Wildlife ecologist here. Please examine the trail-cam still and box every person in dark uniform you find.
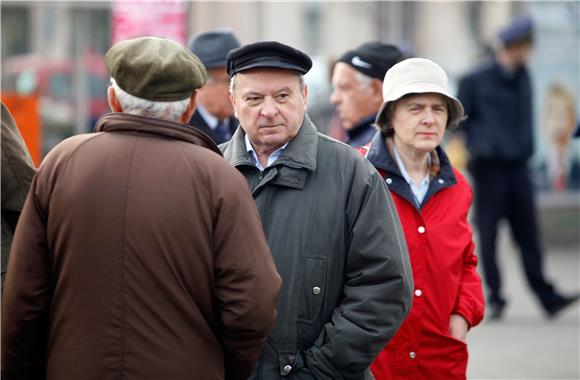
[457,15,579,320]
[330,42,404,147]
[187,29,240,144]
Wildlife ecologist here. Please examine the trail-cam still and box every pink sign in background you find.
[112,0,188,45]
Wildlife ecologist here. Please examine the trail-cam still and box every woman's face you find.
[391,93,448,154]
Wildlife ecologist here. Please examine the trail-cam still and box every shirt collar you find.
[197,105,229,130]
[392,142,431,187]
[244,134,288,171]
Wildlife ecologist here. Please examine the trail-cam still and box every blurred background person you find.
[307,57,346,142]
[331,42,404,147]
[359,58,484,380]
[2,36,281,380]
[187,29,240,144]
[1,101,35,294]
[457,15,579,320]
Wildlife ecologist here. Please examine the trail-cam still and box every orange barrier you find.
[1,93,42,166]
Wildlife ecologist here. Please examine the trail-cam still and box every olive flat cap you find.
[105,36,207,101]
[226,41,312,76]
[338,42,404,81]
[188,29,241,69]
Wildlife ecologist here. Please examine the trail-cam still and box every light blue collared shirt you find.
[393,143,431,207]
[245,134,287,171]
[196,105,230,131]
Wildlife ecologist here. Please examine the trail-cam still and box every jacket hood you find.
[95,112,222,156]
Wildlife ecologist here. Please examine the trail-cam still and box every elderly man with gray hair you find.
[1,36,281,380]
[331,42,404,147]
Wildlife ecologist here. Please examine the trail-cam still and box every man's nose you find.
[330,90,339,105]
[260,99,278,118]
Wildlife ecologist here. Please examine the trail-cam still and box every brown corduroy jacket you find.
[2,112,281,380]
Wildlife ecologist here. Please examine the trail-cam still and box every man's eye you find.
[277,94,289,100]
[246,97,261,104]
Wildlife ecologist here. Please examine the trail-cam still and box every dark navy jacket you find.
[345,114,378,148]
[188,110,238,145]
[457,61,533,162]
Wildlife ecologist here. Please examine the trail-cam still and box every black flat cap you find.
[226,41,312,76]
[188,29,241,69]
[498,15,533,47]
[338,42,404,81]
[106,36,207,101]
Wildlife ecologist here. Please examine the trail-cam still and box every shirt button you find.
[312,286,321,295]
[386,178,393,184]
[283,365,292,374]
[415,289,422,297]
[418,226,426,234]
[409,351,416,359]
[438,179,444,184]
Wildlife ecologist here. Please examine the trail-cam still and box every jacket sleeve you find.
[456,74,476,131]
[212,166,282,380]
[452,187,485,328]
[1,173,51,379]
[304,159,414,380]
[1,102,36,291]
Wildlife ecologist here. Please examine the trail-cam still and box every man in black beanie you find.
[331,42,404,147]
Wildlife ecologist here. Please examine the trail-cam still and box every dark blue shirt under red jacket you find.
[457,61,533,163]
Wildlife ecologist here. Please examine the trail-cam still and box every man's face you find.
[231,68,308,154]
[196,67,233,120]
[330,62,383,130]
[392,93,448,154]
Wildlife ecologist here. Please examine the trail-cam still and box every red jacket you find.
[359,136,485,380]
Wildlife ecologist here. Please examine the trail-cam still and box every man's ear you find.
[180,92,197,124]
[302,84,309,111]
[371,79,383,97]
[107,86,123,112]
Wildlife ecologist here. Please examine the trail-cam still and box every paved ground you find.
[467,225,580,380]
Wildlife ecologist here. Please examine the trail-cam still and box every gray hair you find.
[229,73,305,96]
[110,78,191,122]
[354,71,374,89]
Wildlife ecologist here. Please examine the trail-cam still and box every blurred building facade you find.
[2,1,579,200]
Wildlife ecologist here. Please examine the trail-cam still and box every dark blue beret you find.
[226,41,312,76]
[188,30,240,69]
[498,15,534,46]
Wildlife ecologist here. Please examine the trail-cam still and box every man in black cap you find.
[188,29,240,144]
[2,36,281,380]
[331,42,404,147]
[458,15,579,320]
[221,40,413,380]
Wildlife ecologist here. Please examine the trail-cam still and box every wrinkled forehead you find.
[396,92,448,106]
[236,68,302,91]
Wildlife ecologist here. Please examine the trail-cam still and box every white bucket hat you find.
[375,57,465,130]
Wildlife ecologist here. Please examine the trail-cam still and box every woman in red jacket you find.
[361,58,485,380]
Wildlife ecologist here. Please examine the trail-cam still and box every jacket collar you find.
[222,114,318,172]
[95,112,222,155]
[366,132,457,209]
[347,113,376,140]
